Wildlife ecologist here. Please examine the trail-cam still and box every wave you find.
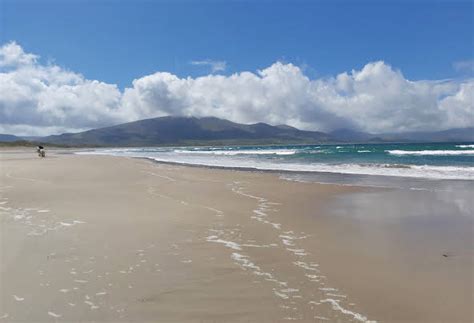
[77,148,474,180]
[143,157,474,180]
[456,144,474,148]
[173,149,297,156]
[387,149,474,156]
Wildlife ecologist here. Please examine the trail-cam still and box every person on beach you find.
[36,145,45,157]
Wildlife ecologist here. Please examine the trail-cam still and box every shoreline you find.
[1,149,472,322]
[75,146,474,181]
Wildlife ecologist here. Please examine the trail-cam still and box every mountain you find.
[4,117,473,147]
[330,127,474,143]
[383,127,474,142]
[0,134,22,142]
[41,116,330,146]
[329,129,381,142]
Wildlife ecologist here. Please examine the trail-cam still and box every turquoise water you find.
[176,142,474,167]
[81,142,474,180]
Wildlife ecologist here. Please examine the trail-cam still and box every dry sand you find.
[0,149,472,322]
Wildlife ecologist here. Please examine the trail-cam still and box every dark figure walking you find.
[36,145,45,157]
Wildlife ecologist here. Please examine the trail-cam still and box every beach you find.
[0,149,472,322]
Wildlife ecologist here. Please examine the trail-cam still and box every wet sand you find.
[0,149,472,322]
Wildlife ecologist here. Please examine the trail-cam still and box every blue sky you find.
[0,0,473,136]
[1,0,472,87]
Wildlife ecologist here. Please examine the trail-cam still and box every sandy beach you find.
[0,149,472,322]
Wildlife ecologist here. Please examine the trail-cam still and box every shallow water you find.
[78,142,474,180]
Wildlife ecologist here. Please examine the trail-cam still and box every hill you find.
[3,117,472,147]
[40,116,330,146]
[330,127,474,143]
[0,134,22,142]
[382,127,474,142]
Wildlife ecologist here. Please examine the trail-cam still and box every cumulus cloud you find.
[0,41,38,67]
[0,42,473,136]
[0,42,123,135]
[190,59,227,73]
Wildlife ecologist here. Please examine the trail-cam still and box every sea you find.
[79,142,474,185]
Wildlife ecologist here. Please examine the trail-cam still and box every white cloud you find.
[0,42,123,135]
[190,59,227,73]
[0,124,88,137]
[453,59,474,74]
[0,41,38,67]
[0,42,473,136]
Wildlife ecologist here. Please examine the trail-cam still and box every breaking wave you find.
[173,149,297,156]
[387,150,474,156]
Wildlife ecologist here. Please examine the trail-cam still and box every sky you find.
[0,0,473,136]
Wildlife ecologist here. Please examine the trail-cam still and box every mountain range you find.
[1,116,473,147]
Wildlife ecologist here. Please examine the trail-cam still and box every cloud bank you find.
[0,42,472,136]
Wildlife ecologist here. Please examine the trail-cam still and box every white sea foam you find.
[293,261,319,271]
[48,311,62,318]
[274,291,290,299]
[231,253,288,286]
[281,238,295,246]
[151,157,474,180]
[173,149,297,156]
[85,300,99,309]
[13,295,24,301]
[74,279,88,283]
[203,206,224,216]
[206,236,242,250]
[456,144,474,148]
[387,149,474,156]
[241,243,277,248]
[314,316,329,321]
[83,147,474,180]
[320,299,374,322]
[287,248,307,256]
[327,293,347,298]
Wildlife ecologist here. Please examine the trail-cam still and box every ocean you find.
[80,142,474,182]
